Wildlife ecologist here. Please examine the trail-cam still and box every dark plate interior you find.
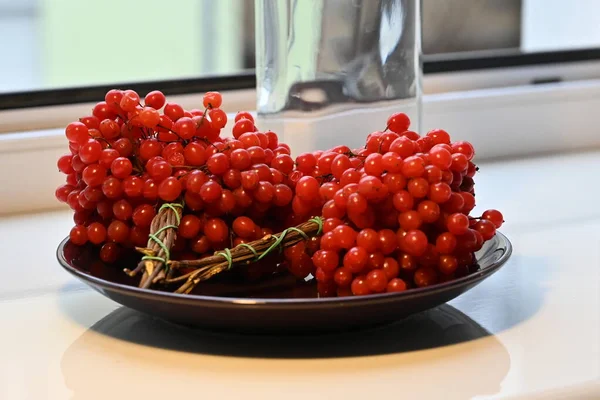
[57,232,512,333]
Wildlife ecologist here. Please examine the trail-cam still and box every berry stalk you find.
[168,217,323,294]
[125,202,183,288]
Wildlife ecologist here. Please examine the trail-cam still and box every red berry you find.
[235,111,254,123]
[139,107,160,128]
[65,122,89,145]
[99,119,120,140]
[387,278,407,292]
[378,229,398,255]
[312,250,340,273]
[482,209,504,228]
[110,157,133,179]
[346,193,368,215]
[232,119,255,139]
[82,164,107,187]
[426,129,450,145]
[147,160,172,182]
[387,112,411,133]
[382,258,400,280]
[366,269,387,293]
[132,204,156,228]
[204,218,229,243]
[403,229,428,256]
[57,154,74,174]
[295,153,317,174]
[208,108,227,129]
[158,176,182,201]
[143,179,158,201]
[207,153,230,175]
[273,184,293,206]
[55,185,73,203]
[414,267,439,287]
[87,222,107,244]
[367,252,385,270]
[112,199,133,221]
[173,117,196,140]
[474,219,496,240]
[407,177,429,199]
[451,141,475,160]
[144,90,166,109]
[107,220,129,244]
[105,89,123,110]
[457,191,474,212]
[119,90,140,112]
[296,176,319,202]
[334,267,354,287]
[439,255,458,275]
[164,103,184,121]
[364,153,384,176]
[343,247,368,273]
[398,210,422,230]
[417,200,440,223]
[402,156,425,178]
[351,275,370,296]
[284,242,306,263]
[392,190,414,212]
[232,216,256,239]
[179,215,203,239]
[200,181,222,203]
[79,139,103,164]
[435,232,457,254]
[358,176,387,201]
[100,242,120,263]
[332,225,357,250]
[69,225,88,245]
[447,213,469,235]
[389,136,416,158]
[429,146,452,170]
[113,138,133,157]
[450,153,469,172]
[428,182,452,203]
[356,229,379,253]
[203,91,223,108]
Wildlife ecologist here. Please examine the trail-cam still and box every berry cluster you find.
[56,88,504,297]
[280,114,503,297]
[56,89,294,276]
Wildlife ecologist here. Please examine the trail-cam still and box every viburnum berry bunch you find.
[56,88,504,298]
[280,117,504,297]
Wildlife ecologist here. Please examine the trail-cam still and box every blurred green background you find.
[0,0,598,93]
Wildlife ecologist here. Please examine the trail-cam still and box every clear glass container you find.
[255,0,421,155]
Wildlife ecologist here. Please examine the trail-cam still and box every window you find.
[2,0,600,111]
[0,0,253,94]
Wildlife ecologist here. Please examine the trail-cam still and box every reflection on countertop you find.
[60,305,510,399]
[62,304,497,358]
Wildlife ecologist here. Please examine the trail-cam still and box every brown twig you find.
[168,217,323,294]
[124,198,323,294]
[124,202,183,289]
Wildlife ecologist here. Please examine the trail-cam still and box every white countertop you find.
[2,150,600,400]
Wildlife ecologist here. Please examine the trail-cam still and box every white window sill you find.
[2,79,600,215]
[3,149,600,400]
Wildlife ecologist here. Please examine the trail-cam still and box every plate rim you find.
[56,231,512,309]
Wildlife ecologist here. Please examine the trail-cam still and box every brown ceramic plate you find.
[56,232,511,333]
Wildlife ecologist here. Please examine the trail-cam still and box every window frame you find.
[3,75,600,215]
[2,48,600,111]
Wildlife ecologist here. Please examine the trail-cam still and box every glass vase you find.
[255,0,422,155]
